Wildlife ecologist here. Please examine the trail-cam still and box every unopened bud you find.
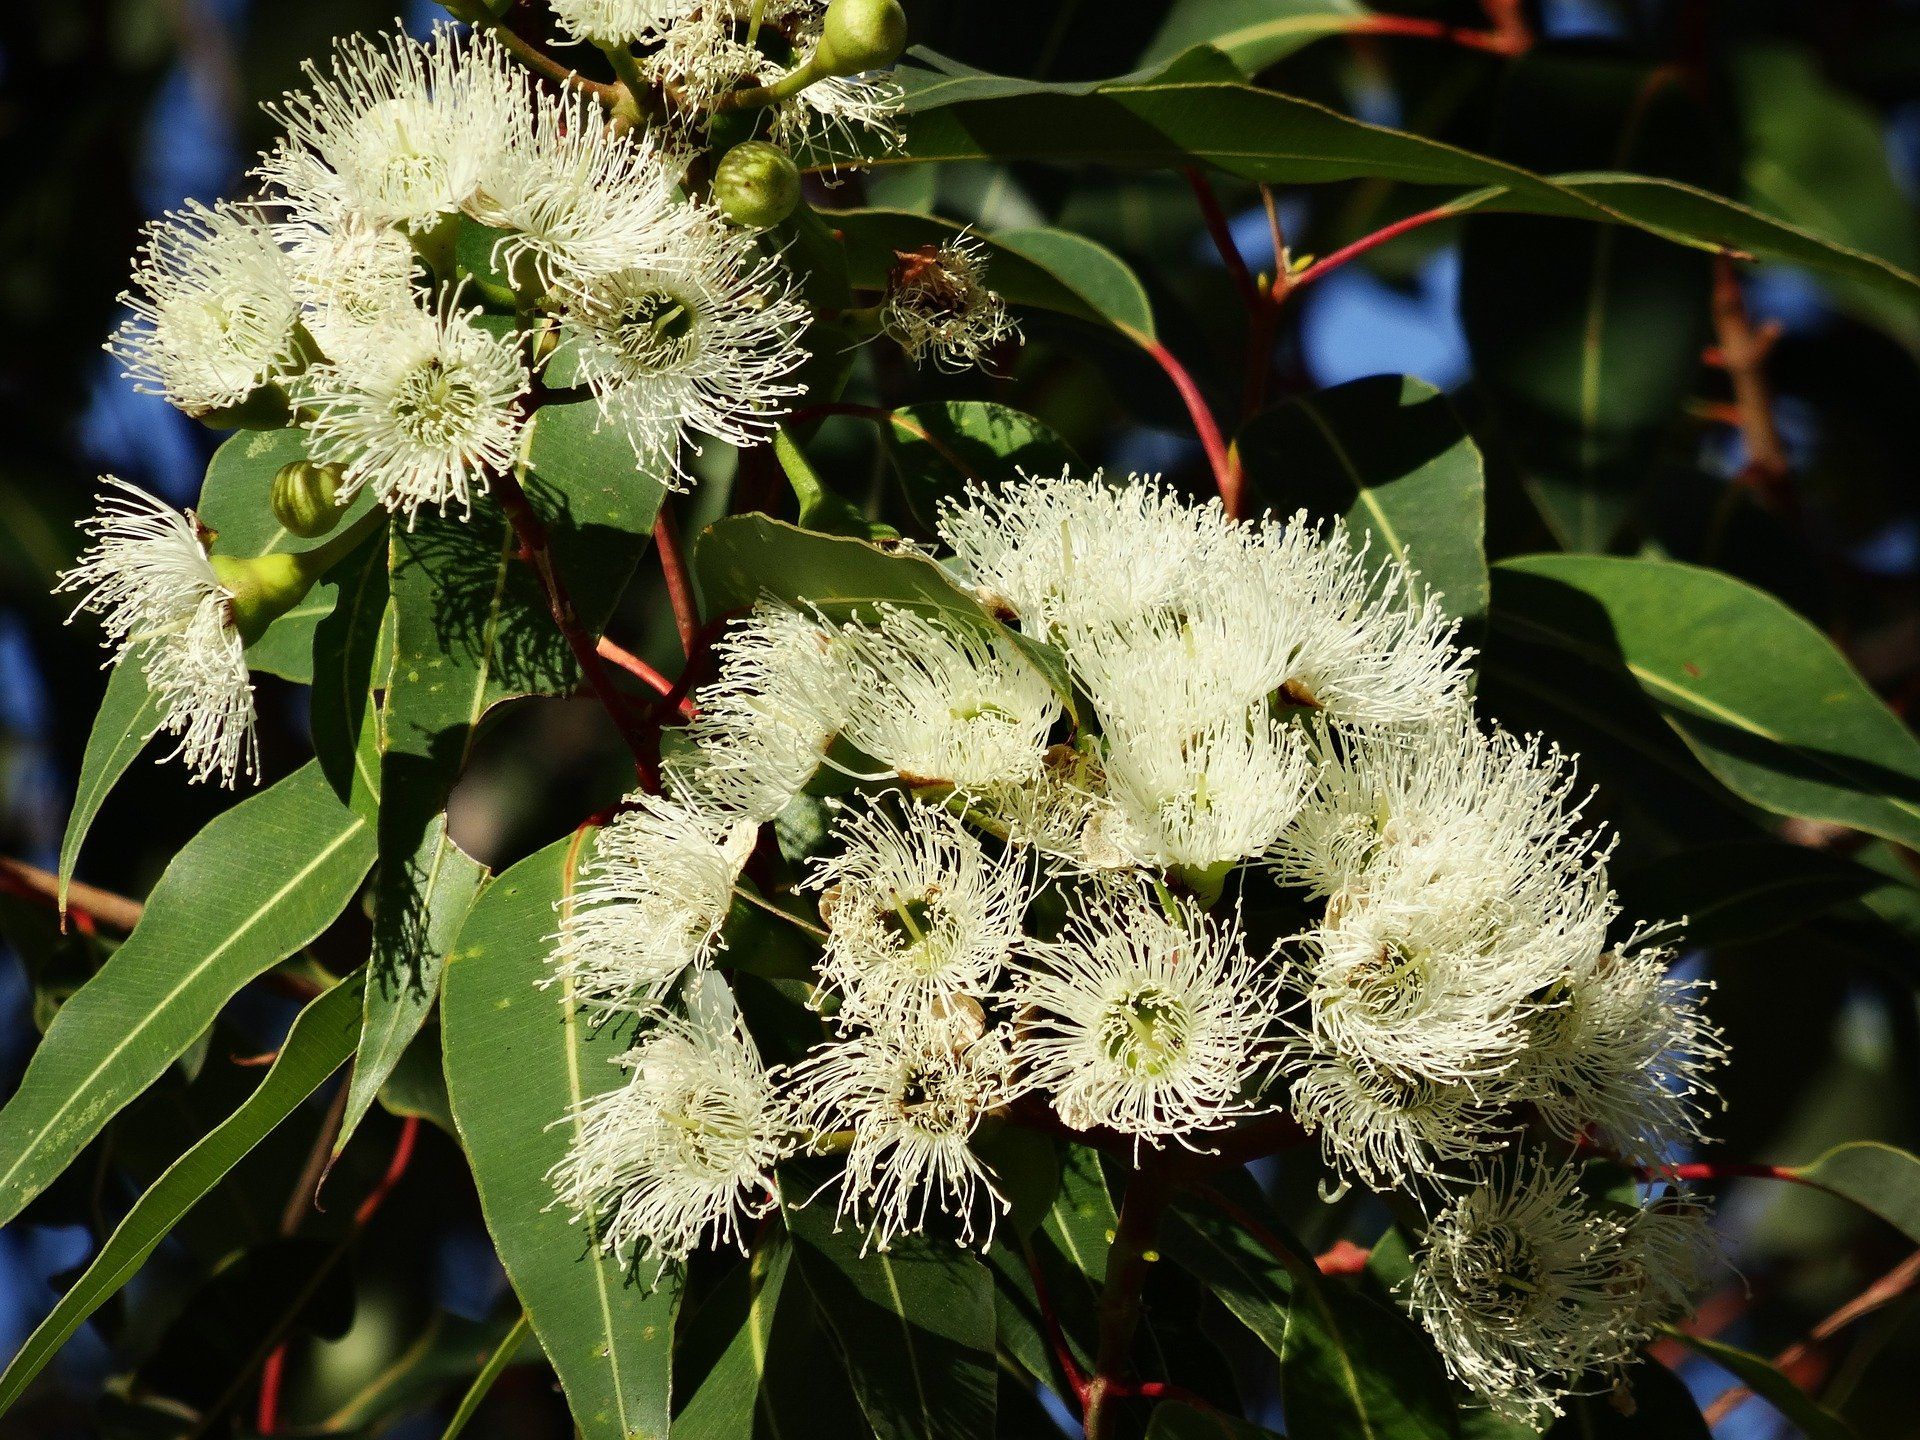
[814,0,907,77]
[210,552,313,645]
[271,460,346,539]
[712,141,802,230]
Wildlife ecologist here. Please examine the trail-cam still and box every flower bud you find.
[712,142,802,230]
[271,459,346,539]
[814,0,907,77]
[210,552,315,645]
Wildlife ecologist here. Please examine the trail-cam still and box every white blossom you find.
[937,470,1231,637]
[1269,713,1604,907]
[1283,1041,1513,1188]
[1238,514,1469,727]
[1408,1157,1671,1427]
[107,200,302,415]
[667,603,852,822]
[881,238,1020,372]
[295,288,529,521]
[468,85,692,297]
[260,25,527,233]
[1517,928,1725,1163]
[551,990,789,1267]
[555,794,758,1011]
[57,479,257,786]
[275,212,421,351]
[789,1015,1013,1251]
[557,219,809,487]
[1010,893,1283,1148]
[549,0,695,46]
[1098,708,1313,874]
[837,606,1062,793]
[807,798,1031,1024]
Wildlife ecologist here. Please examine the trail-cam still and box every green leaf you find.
[441,1312,534,1440]
[1549,1359,1709,1439]
[1145,1399,1285,1438]
[442,834,679,1440]
[1664,1330,1859,1440]
[864,78,1920,307]
[337,816,486,1157]
[885,400,1080,529]
[0,976,364,1418]
[774,428,893,539]
[58,658,164,911]
[1491,555,1920,851]
[197,425,379,682]
[1729,43,1920,348]
[1234,375,1489,625]
[1162,1204,1457,1439]
[1461,56,1714,550]
[308,531,391,817]
[1786,1141,1920,1245]
[785,1198,998,1440]
[693,512,1076,716]
[1141,0,1372,73]
[1615,841,1879,948]
[995,227,1157,338]
[0,762,374,1226]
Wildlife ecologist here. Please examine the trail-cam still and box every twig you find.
[478,16,621,106]
[595,635,692,716]
[1355,14,1530,54]
[1185,167,1262,313]
[1709,255,1796,518]
[493,464,661,790]
[1023,1239,1088,1404]
[1315,1239,1372,1276]
[1128,331,1241,518]
[1282,204,1461,298]
[0,856,144,932]
[1083,1156,1176,1439]
[653,504,702,657]
[1706,1247,1920,1427]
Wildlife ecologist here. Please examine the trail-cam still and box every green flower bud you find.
[712,142,802,230]
[814,0,907,77]
[210,552,315,645]
[271,460,347,539]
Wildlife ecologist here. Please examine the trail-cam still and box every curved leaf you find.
[0,762,374,1226]
[442,833,679,1440]
[1665,1330,1858,1440]
[860,78,1920,306]
[1786,1141,1920,1244]
[886,401,1079,528]
[57,657,164,910]
[0,976,364,1417]
[1146,1399,1285,1438]
[995,227,1157,338]
[1491,555,1920,851]
[1235,375,1488,625]
[1142,1,1372,72]
[785,1197,998,1440]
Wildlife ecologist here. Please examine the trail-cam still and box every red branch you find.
[1024,1240,1088,1404]
[1649,1161,1805,1186]
[1184,167,1262,313]
[653,506,701,658]
[1133,335,1242,518]
[1356,14,1529,55]
[595,635,692,716]
[493,465,660,791]
[1315,1239,1372,1276]
[1284,205,1461,297]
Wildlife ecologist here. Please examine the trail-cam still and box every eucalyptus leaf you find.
[0,762,374,1226]
[442,833,679,1440]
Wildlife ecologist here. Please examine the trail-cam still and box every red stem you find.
[1356,14,1529,55]
[1315,1239,1372,1276]
[596,635,693,716]
[1651,1161,1805,1186]
[1133,335,1242,518]
[255,1349,287,1436]
[1023,1240,1089,1404]
[1184,167,1263,314]
[493,466,660,791]
[1284,205,1461,296]
[653,506,701,658]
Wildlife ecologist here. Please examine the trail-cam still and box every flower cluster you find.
[551,471,1724,1426]
[66,12,977,787]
